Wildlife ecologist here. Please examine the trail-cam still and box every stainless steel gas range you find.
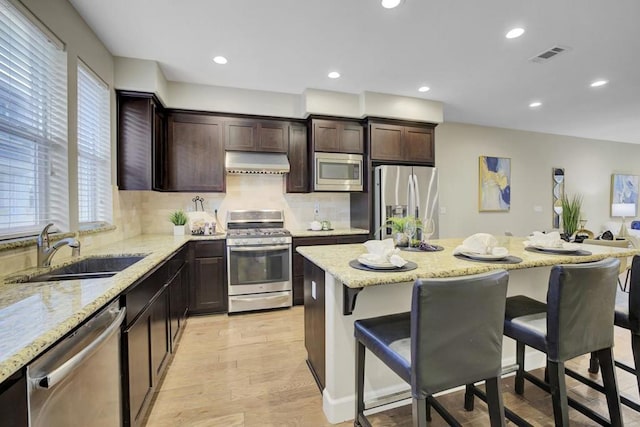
[226,210,292,313]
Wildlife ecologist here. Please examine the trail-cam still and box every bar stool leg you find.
[464,384,475,411]
[354,339,366,427]
[547,360,570,426]
[411,397,428,427]
[515,341,525,395]
[425,399,431,421]
[632,333,640,397]
[588,351,600,374]
[485,377,506,427]
[596,348,623,427]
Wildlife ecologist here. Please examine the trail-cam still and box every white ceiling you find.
[69,0,640,144]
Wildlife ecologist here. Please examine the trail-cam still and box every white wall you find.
[436,122,640,238]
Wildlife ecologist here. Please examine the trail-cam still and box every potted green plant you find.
[561,194,582,240]
[169,209,188,236]
[384,216,422,247]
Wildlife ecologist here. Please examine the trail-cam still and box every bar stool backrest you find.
[629,255,640,333]
[411,270,508,397]
[546,257,620,362]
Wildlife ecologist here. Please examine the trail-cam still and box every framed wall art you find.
[478,156,511,212]
[552,167,564,228]
[611,174,639,217]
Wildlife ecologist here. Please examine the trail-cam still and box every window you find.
[0,0,68,238]
[77,61,111,225]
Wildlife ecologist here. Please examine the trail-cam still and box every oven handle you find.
[228,245,291,252]
[231,293,290,301]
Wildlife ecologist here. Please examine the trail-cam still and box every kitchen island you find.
[296,237,638,424]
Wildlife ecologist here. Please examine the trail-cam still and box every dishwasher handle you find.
[35,307,126,389]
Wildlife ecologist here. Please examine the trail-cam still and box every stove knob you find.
[256,238,263,244]
[242,239,249,245]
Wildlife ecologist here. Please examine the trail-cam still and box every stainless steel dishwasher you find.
[27,301,126,427]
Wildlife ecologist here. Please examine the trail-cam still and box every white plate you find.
[357,257,399,270]
[459,251,508,261]
[532,243,580,253]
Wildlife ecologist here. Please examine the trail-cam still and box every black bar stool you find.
[353,270,509,427]
[585,255,640,412]
[501,257,623,426]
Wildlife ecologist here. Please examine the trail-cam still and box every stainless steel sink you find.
[24,255,147,282]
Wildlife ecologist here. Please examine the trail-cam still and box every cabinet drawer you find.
[123,264,168,325]
[193,240,225,257]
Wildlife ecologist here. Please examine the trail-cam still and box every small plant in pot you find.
[169,210,188,236]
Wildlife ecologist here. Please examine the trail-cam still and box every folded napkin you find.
[453,233,508,256]
[525,231,563,248]
[361,239,408,267]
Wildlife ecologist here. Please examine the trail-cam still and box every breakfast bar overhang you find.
[296,237,638,424]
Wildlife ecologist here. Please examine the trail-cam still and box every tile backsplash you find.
[140,175,353,234]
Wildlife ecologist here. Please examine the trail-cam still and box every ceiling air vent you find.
[529,45,571,63]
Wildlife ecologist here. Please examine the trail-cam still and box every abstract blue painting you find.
[611,174,639,216]
[479,156,511,212]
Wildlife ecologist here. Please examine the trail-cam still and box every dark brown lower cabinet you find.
[150,286,170,383]
[190,241,227,314]
[304,259,326,391]
[292,234,367,305]
[0,370,28,427]
[124,308,152,427]
[122,247,187,427]
[169,263,188,350]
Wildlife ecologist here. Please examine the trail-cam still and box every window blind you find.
[0,0,68,238]
[77,61,111,225]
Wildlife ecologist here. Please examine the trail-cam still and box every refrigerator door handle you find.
[413,174,421,218]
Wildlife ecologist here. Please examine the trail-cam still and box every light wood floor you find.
[145,306,640,427]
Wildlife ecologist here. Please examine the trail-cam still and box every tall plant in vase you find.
[561,194,582,240]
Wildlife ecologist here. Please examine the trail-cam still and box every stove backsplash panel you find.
[139,175,352,234]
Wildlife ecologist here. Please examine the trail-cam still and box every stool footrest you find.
[565,366,640,413]
[363,389,411,411]
[501,363,519,376]
[427,396,462,427]
[466,383,532,427]
[525,370,611,426]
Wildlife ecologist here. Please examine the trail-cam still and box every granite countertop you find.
[296,237,639,289]
[0,233,225,384]
[289,227,369,238]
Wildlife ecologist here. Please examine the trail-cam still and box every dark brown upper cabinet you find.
[166,112,225,192]
[286,123,309,193]
[117,91,166,190]
[368,119,436,165]
[311,118,364,154]
[225,118,288,153]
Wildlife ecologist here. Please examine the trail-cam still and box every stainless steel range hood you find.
[225,151,290,175]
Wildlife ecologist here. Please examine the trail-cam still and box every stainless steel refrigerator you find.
[374,165,439,240]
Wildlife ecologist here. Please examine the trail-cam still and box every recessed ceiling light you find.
[506,28,525,39]
[381,0,403,8]
[213,56,228,65]
[418,86,430,92]
[328,71,340,79]
[590,79,608,88]
[529,101,542,108]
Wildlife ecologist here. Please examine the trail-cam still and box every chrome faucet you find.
[37,223,81,268]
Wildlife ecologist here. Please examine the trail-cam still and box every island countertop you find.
[296,237,639,289]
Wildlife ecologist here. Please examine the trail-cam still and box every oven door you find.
[227,244,292,296]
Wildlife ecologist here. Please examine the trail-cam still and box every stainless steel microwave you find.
[314,152,363,192]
